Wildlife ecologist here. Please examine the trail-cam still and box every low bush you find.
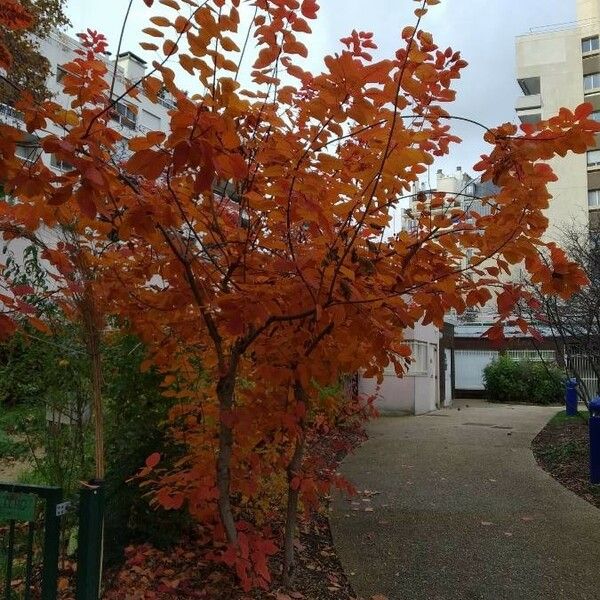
[102,335,192,565]
[483,355,564,405]
[0,429,27,459]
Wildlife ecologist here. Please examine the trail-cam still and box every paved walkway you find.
[331,400,600,600]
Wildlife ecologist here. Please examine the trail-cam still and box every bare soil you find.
[532,412,600,509]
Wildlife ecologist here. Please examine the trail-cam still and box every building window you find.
[582,36,600,54]
[56,66,67,83]
[15,144,41,163]
[589,189,600,207]
[592,111,600,122]
[50,154,73,171]
[112,101,137,130]
[157,88,177,109]
[407,340,429,376]
[517,76,540,96]
[588,150,600,168]
[584,72,600,92]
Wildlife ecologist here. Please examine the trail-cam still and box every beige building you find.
[515,0,600,237]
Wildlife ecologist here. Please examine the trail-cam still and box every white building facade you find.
[1,29,174,166]
[515,0,600,237]
[360,322,449,416]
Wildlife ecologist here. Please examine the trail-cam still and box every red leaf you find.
[76,188,97,219]
[301,0,319,19]
[12,285,34,296]
[575,102,593,120]
[146,452,161,469]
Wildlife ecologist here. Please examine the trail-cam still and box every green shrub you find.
[0,429,27,458]
[102,335,192,565]
[483,355,564,405]
[0,329,189,565]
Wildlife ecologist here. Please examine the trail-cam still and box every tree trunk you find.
[282,382,307,587]
[282,432,305,586]
[81,283,105,480]
[89,333,105,479]
[216,371,238,544]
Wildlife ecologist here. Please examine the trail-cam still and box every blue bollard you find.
[590,397,600,485]
[566,378,578,416]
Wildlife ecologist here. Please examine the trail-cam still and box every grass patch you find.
[16,465,47,486]
[536,440,585,467]
[0,429,28,459]
[549,409,589,426]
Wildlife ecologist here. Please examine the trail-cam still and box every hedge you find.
[483,355,564,405]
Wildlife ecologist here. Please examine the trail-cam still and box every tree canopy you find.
[0,0,70,103]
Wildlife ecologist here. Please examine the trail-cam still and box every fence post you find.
[565,378,578,416]
[590,398,600,485]
[76,480,104,600]
[41,487,62,600]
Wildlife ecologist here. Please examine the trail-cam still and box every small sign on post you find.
[0,491,37,522]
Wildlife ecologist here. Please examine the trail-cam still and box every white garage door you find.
[455,350,499,391]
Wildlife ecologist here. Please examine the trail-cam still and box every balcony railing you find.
[157,95,177,110]
[0,103,24,128]
[515,93,542,112]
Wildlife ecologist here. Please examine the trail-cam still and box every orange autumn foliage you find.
[0,0,595,590]
[0,0,33,68]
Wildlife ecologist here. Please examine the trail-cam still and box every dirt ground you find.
[532,411,600,509]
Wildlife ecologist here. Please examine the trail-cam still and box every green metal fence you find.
[0,483,62,600]
[1,481,104,600]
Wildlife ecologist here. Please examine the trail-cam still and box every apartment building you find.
[392,2,600,396]
[400,164,564,396]
[0,27,186,297]
[403,167,498,234]
[515,0,600,237]
[0,29,175,166]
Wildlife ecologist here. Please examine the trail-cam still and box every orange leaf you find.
[150,16,170,27]
[126,149,170,179]
[146,452,161,468]
[143,27,164,38]
[254,46,278,69]
[140,42,159,51]
[163,39,178,55]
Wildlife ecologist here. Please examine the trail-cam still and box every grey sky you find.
[67,0,574,179]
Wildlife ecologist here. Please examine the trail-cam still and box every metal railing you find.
[0,480,105,600]
[567,353,600,398]
[0,483,62,600]
[0,103,24,129]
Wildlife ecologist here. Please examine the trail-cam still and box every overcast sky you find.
[66,0,575,181]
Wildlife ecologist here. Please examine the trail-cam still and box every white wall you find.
[360,322,441,416]
[516,26,589,241]
[454,349,499,392]
[578,0,600,22]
